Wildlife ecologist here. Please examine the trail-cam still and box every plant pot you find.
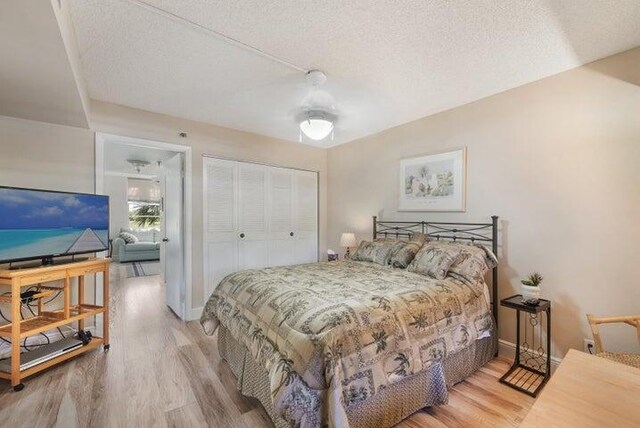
[521,284,541,305]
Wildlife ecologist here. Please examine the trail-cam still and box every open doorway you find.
[95,133,192,320]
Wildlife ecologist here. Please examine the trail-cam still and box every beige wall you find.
[0,115,94,191]
[327,47,640,358]
[104,174,128,238]
[0,1,89,128]
[0,114,96,313]
[90,101,328,315]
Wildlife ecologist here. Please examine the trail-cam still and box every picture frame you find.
[398,147,467,212]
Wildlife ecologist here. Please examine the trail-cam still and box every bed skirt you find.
[218,323,498,428]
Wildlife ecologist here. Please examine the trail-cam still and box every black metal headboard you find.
[373,215,499,328]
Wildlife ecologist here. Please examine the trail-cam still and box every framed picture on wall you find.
[399,147,467,212]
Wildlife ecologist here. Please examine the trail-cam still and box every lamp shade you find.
[300,117,333,141]
[340,233,357,248]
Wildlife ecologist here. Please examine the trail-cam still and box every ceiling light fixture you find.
[299,111,334,141]
[127,159,151,173]
[298,70,336,142]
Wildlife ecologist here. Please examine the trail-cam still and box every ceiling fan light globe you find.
[299,118,334,141]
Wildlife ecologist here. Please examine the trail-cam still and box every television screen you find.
[0,187,109,264]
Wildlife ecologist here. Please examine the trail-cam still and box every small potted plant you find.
[521,272,543,305]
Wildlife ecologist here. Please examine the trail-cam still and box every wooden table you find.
[0,258,110,391]
[520,348,640,427]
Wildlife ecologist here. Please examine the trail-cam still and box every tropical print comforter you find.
[200,260,493,428]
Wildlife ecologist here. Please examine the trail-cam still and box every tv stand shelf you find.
[0,258,110,391]
[42,303,105,320]
[0,289,56,303]
[0,304,105,338]
[18,338,104,379]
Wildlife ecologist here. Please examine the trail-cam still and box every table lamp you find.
[340,233,357,259]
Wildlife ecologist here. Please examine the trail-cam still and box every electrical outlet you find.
[584,338,595,354]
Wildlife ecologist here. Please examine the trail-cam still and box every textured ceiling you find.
[105,141,178,176]
[67,0,640,146]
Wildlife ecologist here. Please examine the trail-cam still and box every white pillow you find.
[118,231,138,244]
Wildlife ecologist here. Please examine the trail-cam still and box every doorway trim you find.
[95,132,193,320]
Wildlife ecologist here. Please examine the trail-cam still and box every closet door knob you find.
[239,233,245,238]
[289,232,294,237]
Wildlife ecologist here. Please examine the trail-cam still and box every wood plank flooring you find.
[0,265,534,427]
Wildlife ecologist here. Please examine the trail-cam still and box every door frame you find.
[95,132,193,320]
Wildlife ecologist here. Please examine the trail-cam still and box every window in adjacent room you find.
[127,178,161,229]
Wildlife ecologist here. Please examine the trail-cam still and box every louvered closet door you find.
[292,169,318,264]
[237,163,269,270]
[268,167,295,266]
[204,158,318,298]
[203,158,238,297]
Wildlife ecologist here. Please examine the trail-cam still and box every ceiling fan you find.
[124,1,349,144]
[297,70,338,142]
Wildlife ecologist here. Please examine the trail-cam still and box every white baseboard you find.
[187,307,203,321]
[498,338,563,373]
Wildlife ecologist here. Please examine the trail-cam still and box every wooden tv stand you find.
[0,258,110,391]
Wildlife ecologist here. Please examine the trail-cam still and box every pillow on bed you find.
[388,232,428,268]
[352,240,404,265]
[407,241,462,279]
[448,243,498,284]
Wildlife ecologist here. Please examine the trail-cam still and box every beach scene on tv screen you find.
[0,188,108,262]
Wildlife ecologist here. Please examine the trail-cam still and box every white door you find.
[268,167,295,267]
[162,153,185,319]
[203,158,238,298]
[237,163,269,270]
[203,158,318,297]
[293,170,318,264]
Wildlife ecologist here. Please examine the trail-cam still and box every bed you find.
[201,216,499,428]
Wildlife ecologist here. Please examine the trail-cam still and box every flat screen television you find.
[0,186,109,265]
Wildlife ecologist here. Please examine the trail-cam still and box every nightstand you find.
[499,294,551,397]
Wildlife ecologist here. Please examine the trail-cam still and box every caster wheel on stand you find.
[13,383,24,392]
[104,344,110,352]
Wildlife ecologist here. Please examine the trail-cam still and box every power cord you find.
[25,288,66,339]
[0,286,71,353]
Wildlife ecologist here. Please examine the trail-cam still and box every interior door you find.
[203,158,238,298]
[162,153,185,319]
[268,167,295,266]
[293,170,318,264]
[237,163,269,270]
[157,175,167,285]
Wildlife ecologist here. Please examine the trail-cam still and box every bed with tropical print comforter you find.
[200,260,494,428]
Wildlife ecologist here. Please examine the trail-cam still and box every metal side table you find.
[499,294,551,397]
